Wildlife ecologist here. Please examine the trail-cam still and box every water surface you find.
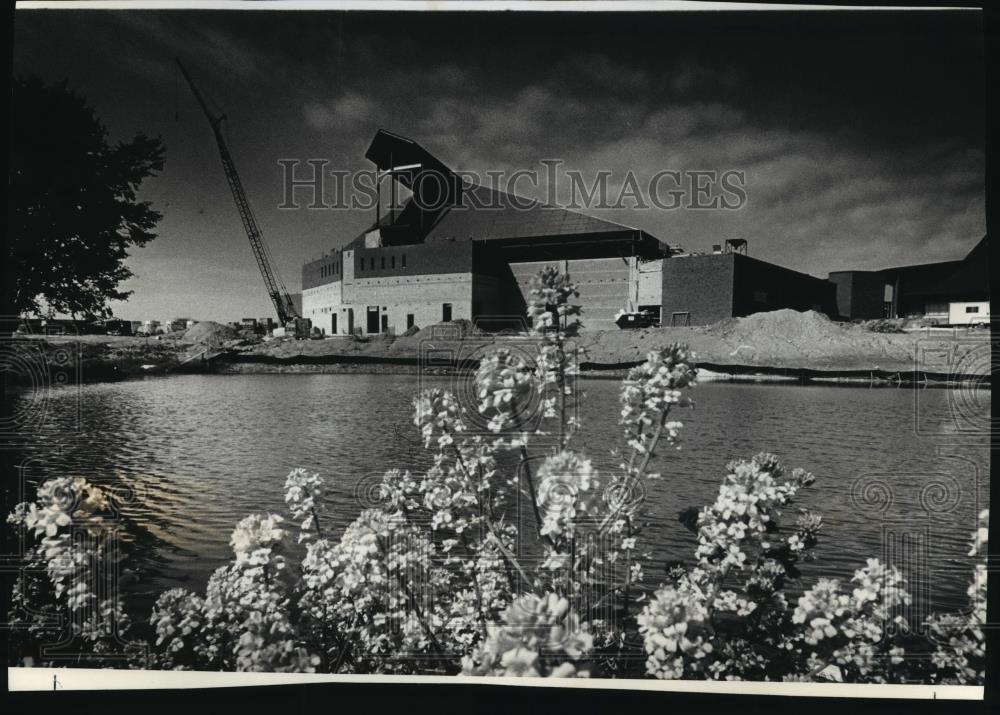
[10,373,989,619]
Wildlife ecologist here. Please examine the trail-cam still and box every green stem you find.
[519,446,555,549]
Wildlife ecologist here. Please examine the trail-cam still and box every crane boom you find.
[176,59,300,326]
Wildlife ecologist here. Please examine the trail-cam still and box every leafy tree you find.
[9,76,164,319]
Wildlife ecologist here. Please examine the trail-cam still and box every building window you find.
[966,306,980,314]
[370,257,375,270]
[381,256,386,269]
[407,314,414,329]
[391,255,396,269]
[402,254,407,268]
[442,303,452,322]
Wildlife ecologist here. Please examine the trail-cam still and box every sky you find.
[12,7,987,322]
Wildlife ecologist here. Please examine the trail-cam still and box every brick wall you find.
[352,240,473,278]
[302,252,343,290]
[303,240,474,291]
[661,254,735,325]
[731,254,836,317]
[507,257,636,330]
[828,270,885,319]
[302,281,343,328]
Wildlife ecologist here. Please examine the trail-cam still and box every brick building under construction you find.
[304,131,982,335]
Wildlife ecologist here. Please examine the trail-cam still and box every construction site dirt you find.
[13,310,991,387]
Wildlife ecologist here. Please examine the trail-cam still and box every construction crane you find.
[176,59,307,336]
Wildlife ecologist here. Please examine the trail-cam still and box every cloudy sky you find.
[13,7,986,322]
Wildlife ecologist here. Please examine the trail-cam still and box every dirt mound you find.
[182,321,238,346]
[385,319,485,355]
[698,309,902,366]
[709,309,844,345]
[577,309,924,370]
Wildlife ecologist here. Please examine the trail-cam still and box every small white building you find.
[948,301,990,326]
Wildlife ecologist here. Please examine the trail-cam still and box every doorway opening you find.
[367,306,380,333]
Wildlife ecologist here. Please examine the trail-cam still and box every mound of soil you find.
[182,321,238,346]
[579,309,925,370]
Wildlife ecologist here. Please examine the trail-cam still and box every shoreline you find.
[212,357,987,387]
[7,314,991,390]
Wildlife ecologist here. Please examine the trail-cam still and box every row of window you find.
[358,254,407,272]
[318,253,412,280]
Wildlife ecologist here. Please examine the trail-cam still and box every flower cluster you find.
[413,388,465,449]
[694,453,815,572]
[12,477,108,539]
[924,508,989,684]
[620,345,696,460]
[637,577,714,679]
[150,513,316,672]
[640,453,822,681]
[284,468,325,541]
[7,476,128,660]
[535,450,599,539]
[527,266,581,336]
[297,509,454,672]
[785,559,911,682]
[462,592,593,677]
[474,349,535,435]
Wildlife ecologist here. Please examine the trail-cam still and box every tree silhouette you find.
[9,76,165,319]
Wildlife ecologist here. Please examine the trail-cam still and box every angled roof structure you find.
[886,235,989,301]
[931,234,989,298]
[348,130,666,255]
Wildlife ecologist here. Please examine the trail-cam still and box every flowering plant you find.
[6,477,129,664]
[5,268,990,685]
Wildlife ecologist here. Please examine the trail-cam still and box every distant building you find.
[302,131,841,333]
[161,318,191,333]
[829,236,989,324]
[660,240,837,326]
[103,318,132,336]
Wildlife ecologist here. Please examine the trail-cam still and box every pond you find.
[7,373,990,622]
